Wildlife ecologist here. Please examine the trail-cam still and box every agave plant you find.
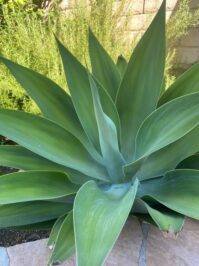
[0,0,199,265]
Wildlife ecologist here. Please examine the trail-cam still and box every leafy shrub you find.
[0,0,130,113]
[0,6,63,113]
[167,0,199,45]
[166,0,199,87]
[1,1,199,264]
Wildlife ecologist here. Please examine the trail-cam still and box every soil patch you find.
[0,229,50,247]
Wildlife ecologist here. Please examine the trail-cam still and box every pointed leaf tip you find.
[49,212,75,265]
[116,0,166,161]
[89,29,121,100]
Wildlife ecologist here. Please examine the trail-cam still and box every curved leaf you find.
[0,145,68,171]
[89,74,125,181]
[56,38,120,151]
[0,57,78,132]
[127,125,199,180]
[116,1,165,161]
[89,29,121,100]
[0,201,72,228]
[0,171,78,204]
[0,57,102,162]
[0,110,109,181]
[159,61,199,106]
[134,199,184,233]
[48,214,67,248]
[0,145,96,184]
[49,211,75,265]
[74,180,138,266]
[135,93,199,159]
[139,170,199,220]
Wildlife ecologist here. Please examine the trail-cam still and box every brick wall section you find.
[62,0,199,68]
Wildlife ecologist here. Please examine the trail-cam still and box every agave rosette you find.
[0,1,199,265]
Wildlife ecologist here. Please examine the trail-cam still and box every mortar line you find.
[6,248,10,265]
[138,222,149,266]
[143,0,145,14]
[0,247,10,266]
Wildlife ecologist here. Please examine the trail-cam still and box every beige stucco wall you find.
[113,0,199,68]
[62,0,199,68]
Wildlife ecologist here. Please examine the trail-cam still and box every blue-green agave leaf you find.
[0,110,109,181]
[126,125,199,180]
[48,214,67,248]
[88,73,125,181]
[0,57,103,162]
[159,61,199,105]
[74,179,138,266]
[0,171,78,204]
[0,57,78,133]
[89,29,121,100]
[56,38,120,152]
[0,201,71,228]
[116,1,165,161]
[135,93,199,159]
[0,145,97,184]
[49,211,75,265]
[0,145,69,172]
[139,170,199,220]
[134,199,184,233]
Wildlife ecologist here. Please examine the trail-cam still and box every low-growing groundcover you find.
[0,0,199,265]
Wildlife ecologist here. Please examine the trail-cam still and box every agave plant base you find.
[1,217,199,266]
